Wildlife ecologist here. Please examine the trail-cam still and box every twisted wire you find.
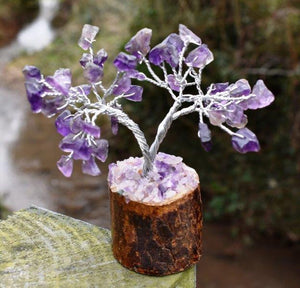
[149,101,181,162]
[104,106,153,175]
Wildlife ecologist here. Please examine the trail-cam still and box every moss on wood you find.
[0,206,195,287]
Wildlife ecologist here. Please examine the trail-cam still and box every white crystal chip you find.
[108,152,199,204]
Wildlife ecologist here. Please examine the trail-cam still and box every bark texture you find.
[110,185,203,276]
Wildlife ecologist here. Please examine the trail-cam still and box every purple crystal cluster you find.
[24,23,274,193]
[24,61,109,177]
[108,153,199,203]
[117,24,274,154]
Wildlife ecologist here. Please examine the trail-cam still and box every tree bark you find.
[110,185,203,276]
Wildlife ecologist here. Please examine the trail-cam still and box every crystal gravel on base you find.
[108,153,199,203]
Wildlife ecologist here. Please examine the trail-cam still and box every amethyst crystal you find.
[126,70,146,80]
[57,123,107,176]
[24,67,70,116]
[229,79,251,97]
[93,139,109,162]
[208,110,226,126]
[72,84,92,97]
[82,157,101,176]
[72,139,91,161]
[149,34,184,67]
[198,122,212,151]
[55,110,72,136]
[83,62,103,83]
[82,122,101,138]
[69,116,83,134]
[23,66,47,113]
[166,33,184,53]
[59,134,82,153]
[185,44,213,69]
[46,68,72,95]
[113,52,137,71]
[209,82,229,94]
[167,75,181,92]
[198,122,211,142]
[242,80,275,110]
[124,85,143,102]
[41,95,65,117]
[59,136,91,161]
[179,24,201,45]
[94,48,108,66]
[80,49,107,69]
[57,155,73,177]
[111,116,119,135]
[225,103,246,128]
[149,44,177,67]
[23,65,42,81]
[201,141,213,152]
[78,24,99,50]
[79,53,93,68]
[112,75,131,95]
[24,81,44,113]
[125,28,152,59]
[232,128,260,153]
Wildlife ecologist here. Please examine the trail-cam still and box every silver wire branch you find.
[172,103,198,120]
[91,84,102,102]
[182,67,192,83]
[143,76,165,88]
[103,71,122,99]
[202,93,255,102]
[160,63,178,100]
[178,43,188,77]
[100,105,153,175]
[149,100,182,162]
[161,62,169,82]
[219,124,243,138]
[143,58,164,84]
[96,81,107,94]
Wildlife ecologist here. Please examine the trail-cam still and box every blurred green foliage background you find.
[128,0,300,242]
[1,0,299,242]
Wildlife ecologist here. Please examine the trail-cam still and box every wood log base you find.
[110,185,203,276]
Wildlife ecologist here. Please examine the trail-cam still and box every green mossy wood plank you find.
[0,206,196,287]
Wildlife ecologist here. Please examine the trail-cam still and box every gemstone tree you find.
[24,24,274,185]
[24,23,274,276]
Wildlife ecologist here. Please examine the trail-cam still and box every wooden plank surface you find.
[0,206,195,287]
